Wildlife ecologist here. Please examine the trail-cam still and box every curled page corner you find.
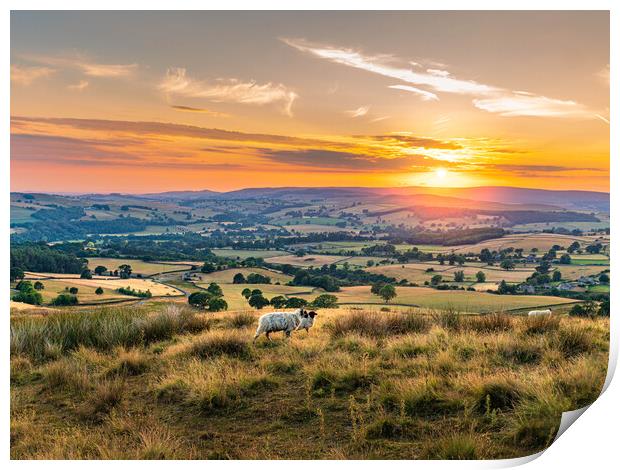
[554,405,590,443]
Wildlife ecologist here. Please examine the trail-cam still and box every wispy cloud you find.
[281,37,497,96]
[346,106,370,118]
[388,84,438,101]
[159,68,298,116]
[11,64,55,85]
[472,92,592,118]
[68,80,89,91]
[170,105,230,117]
[20,53,137,78]
[282,38,604,121]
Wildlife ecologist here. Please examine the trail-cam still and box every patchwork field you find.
[10,304,609,459]
[86,258,192,276]
[452,234,594,254]
[367,263,535,284]
[298,286,578,313]
[211,249,290,259]
[196,268,293,285]
[267,254,350,267]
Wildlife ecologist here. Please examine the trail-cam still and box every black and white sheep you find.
[253,308,317,342]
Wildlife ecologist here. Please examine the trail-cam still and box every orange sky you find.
[10,11,609,193]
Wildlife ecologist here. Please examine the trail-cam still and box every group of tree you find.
[11,242,86,274]
[11,280,43,305]
[232,272,272,284]
[370,282,397,303]
[187,282,228,312]
[117,286,152,298]
[570,300,609,318]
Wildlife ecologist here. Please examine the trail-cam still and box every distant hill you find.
[136,185,608,212]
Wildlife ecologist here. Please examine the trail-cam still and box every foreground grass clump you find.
[11,305,209,361]
[10,305,610,460]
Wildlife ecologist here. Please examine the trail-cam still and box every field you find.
[267,254,350,267]
[451,234,594,254]
[10,304,609,459]
[196,268,293,285]
[18,276,184,304]
[86,258,192,276]
[211,249,291,260]
[297,286,578,313]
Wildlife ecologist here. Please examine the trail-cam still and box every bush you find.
[473,377,525,413]
[12,289,43,306]
[554,326,593,358]
[310,294,338,309]
[51,294,78,306]
[228,312,255,329]
[184,332,250,359]
[523,314,560,335]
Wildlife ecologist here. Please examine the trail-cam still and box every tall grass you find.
[11,305,210,361]
[327,311,430,338]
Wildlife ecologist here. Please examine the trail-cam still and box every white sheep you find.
[528,309,552,316]
[253,308,317,342]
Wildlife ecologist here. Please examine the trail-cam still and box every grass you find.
[10,304,609,460]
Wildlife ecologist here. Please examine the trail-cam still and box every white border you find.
[2,2,616,468]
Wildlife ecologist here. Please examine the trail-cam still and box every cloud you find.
[388,84,439,101]
[360,134,462,150]
[170,105,230,117]
[259,148,438,172]
[283,38,602,120]
[281,37,498,96]
[20,53,137,78]
[11,65,55,85]
[346,106,370,118]
[472,92,592,118]
[68,80,89,91]
[597,64,610,84]
[159,68,298,116]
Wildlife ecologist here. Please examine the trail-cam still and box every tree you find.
[241,288,252,299]
[94,265,107,275]
[311,294,338,309]
[10,267,24,282]
[599,299,610,317]
[246,273,271,284]
[270,296,287,309]
[208,297,228,312]
[371,281,386,296]
[250,289,263,297]
[430,274,442,286]
[12,281,43,305]
[454,270,465,282]
[80,269,93,279]
[201,262,216,274]
[249,294,270,309]
[535,261,551,274]
[570,301,598,318]
[188,291,210,308]
[51,294,78,306]
[599,273,610,283]
[232,273,246,284]
[16,281,33,292]
[118,264,132,279]
[69,287,79,295]
[500,260,516,271]
[476,271,486,283]
[378,284,397,303]
[567,242,580,254]
[95,287,104,295]
[552,270,562,282]
[558,254,572,265]
[33,281,44,290]
[285,297,308,309]
[206,282,223,298]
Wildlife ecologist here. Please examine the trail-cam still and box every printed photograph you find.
[10,10,610,460]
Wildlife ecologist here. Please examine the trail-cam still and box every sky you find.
[10,11,610,193]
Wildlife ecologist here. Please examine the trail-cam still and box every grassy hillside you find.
[10,304,608,459]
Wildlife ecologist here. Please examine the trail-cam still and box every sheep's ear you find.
[310,311,317,317]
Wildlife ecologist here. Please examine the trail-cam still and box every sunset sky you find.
[11,11,609,193]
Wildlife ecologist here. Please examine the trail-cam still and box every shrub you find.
[107,349,150,377]
[473,376,525,413]
[554,326,593,358]
[311,294,338,309]
[12,289,43,306]
[432,308,461,331]
[87,379,125,415]
[50,294,78,306]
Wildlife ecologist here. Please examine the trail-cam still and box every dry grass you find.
[10,305,609,460]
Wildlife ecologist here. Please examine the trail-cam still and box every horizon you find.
[11,11,609,193]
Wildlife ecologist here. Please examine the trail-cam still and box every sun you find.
[435,168,448,180]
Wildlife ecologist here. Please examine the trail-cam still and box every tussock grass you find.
[10,305,609,460]
[327,311,430,339]
[11,305,209,361]
[227,311,256,329]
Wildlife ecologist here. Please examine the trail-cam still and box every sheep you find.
[528,309,552,316]
[253,308,317,342]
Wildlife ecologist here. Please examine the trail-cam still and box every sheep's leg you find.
[285,330,292,339]
[266,332,272,342]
